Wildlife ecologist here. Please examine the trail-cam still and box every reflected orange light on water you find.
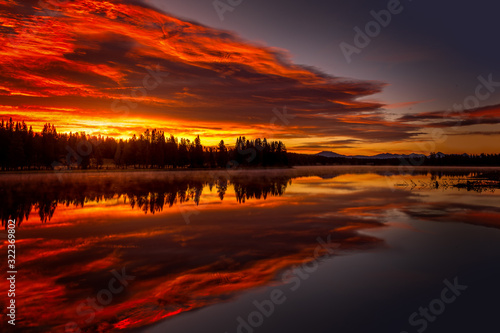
[1,169,499,331]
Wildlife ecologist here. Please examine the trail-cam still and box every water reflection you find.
[2,167,497,226]
[0,167,499,332]
[1,172,294,226]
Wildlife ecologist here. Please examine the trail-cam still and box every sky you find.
[0,0,499,154]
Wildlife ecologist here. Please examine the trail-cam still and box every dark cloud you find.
[448,131,500,136]
[0,0,430,147]
[398,103,500,128]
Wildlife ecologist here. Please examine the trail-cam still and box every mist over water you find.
[1,166,499,332]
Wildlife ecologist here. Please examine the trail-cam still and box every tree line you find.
[0,118,288,170]
[1,118,498,170]
[288,152,500,166]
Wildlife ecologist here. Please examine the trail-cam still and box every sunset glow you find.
[2,0,497,153]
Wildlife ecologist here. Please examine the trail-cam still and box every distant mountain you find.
[316,151,346,158]
[435,152,446,158]
[316,151,427,160]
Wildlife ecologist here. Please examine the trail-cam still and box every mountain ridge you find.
[316,151,450,159]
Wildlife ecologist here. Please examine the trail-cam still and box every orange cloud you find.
[0,0,425,151]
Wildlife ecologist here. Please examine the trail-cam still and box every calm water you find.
[1,166,499,332]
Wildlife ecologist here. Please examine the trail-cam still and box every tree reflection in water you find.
[1,167,496,227]
[0,172,292,226]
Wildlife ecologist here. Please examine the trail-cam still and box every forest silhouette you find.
[1,118,500,171]
[0,119,288,170]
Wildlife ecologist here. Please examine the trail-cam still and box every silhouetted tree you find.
[216,140,228,167]
[4,119,498,171]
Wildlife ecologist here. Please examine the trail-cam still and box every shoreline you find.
[1,165,499,177]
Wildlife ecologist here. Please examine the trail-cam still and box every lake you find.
[1,166,499,333]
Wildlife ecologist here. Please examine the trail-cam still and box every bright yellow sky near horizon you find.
[1,0,499,155]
